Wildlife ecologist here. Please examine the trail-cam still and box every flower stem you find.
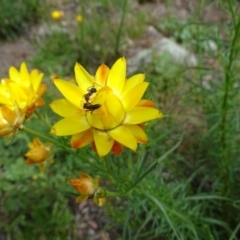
[21,125,71,152]
[114,0,128,55]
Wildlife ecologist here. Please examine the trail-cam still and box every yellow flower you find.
[0,104,25,139]
[51,10,64,20]
[50,57,163,156]
[97,197,106,207]
[69,172,100,203]
[25,138,53,172]
[76,14,83,22]
[0,62,46,118]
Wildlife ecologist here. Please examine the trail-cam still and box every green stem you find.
[114,0,128,55]
[220,5,240,154]
[34,111,51,128]
[21,125,72,152]
[125,134,183,193]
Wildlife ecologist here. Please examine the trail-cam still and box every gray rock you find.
[127,37,197,74]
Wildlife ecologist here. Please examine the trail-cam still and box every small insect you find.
[84,86,97,103]
[83,102,101,113]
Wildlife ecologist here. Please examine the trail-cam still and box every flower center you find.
[86,86,125,130]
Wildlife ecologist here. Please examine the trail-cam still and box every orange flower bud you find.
[69,172,100,203]
[25,138,53,172]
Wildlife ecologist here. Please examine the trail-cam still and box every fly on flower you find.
[50,57,163,157]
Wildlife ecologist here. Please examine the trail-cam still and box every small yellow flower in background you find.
[97,197,106,207]
[76,14,83,22]
[69,172,100,203]
[50,57,163,157]
[32,175,38,180]
[0,104,24,139]
[0,62,46,118]
[25,138,53,172]
[51,10,64,20]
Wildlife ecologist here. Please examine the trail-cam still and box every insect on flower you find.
[83,102,101,113]
[83,86,97,103]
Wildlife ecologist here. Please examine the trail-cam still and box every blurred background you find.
[1,0,240,240]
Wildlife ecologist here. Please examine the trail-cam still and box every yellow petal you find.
[20,62,31,85]
[50,114,91,136]
[107,57,126,95]
[9,67,21,84]
[50,99,82,117]
[122,82,149,111]
[95,64,109,87]
[0,85,11,105]
[86,112,104,129]
[124,124,148,144]
[71,129,93,148]
[108,125,137,151]
[93,129,114,157]
[31,71,44,92]
[75,63,94,91]
[54,79,84,107]
[122,73,145,95]
[124,107,163,124]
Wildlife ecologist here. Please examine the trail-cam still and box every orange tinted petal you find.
[71,129,93,148]
[95,64,109,87]
[136,99,155,107]
[111,141,123,155]
[125,124,148,144]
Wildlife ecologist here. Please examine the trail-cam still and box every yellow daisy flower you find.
[25,138,53,172]
[76,14,83,22]
[69,172,100,203]
[50,57,162,156]
[0,103,25,139]
[51,10,64,20]
[0,62,46,118]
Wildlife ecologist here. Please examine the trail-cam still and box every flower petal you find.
[71,129,94,148]
[20,62,31,86]
[75,63,94,91]
[9,67,21,84]
[122,73,145,95]
[50,99,83,117]
[107,57,126,95]
[111,141,123,155]
[53,79,84,107]
[136,99,155,107]
[108,125,137,151]
[31,70,44,92]
[124,124,148,144]
[95,64,109,87]
[93,129,114,157]
[50,114,91,136]
[124,107,163,124]
[122,82,149,111]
